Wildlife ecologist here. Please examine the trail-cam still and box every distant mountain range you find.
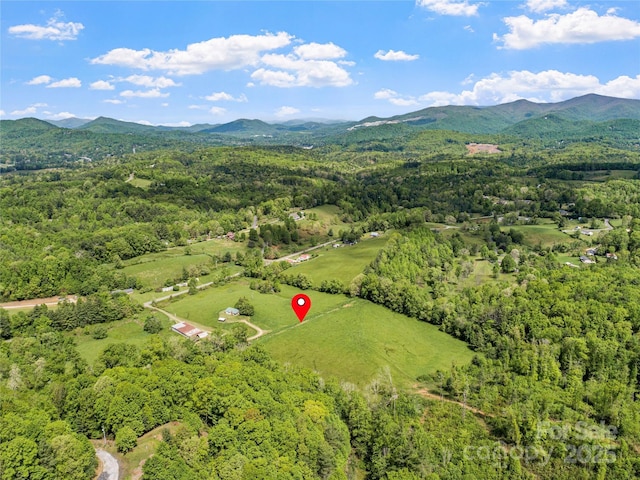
[1,94,639,165]
[30,94,640,138]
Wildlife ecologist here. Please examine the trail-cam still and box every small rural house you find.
[225,307,240,316]
[172,322,208,339]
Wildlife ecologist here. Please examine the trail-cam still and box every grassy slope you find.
[72,312,173,365]
[122,238,244,289]
[507,223,575,247]
[163,281,474,388]
[163,282,346,332]
[288,235,388,285]
[260,298,475,388]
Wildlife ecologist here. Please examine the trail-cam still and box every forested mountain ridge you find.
[2,94,639,169]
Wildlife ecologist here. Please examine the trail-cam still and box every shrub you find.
[115,426,137,453]
[143,316,162,334]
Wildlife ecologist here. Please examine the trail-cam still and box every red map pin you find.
[291,293,311,322]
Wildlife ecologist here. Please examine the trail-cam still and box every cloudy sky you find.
[1,1,639,125]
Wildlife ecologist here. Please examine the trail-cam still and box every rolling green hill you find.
[2,94,639,170]
[78,116,160,134]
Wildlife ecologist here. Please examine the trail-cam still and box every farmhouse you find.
[370,232,380,238]
[225,307,240,316]
[172,322,208,339]
[296,254,311,262]
[579,256,595,264]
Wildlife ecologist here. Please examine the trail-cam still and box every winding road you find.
[142,241,338,341]
[143,275,268,342]
[96,449,119,480]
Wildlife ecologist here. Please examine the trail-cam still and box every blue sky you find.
[1,0,639,125]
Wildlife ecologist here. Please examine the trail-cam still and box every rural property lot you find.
[161,280,474,387]
[288,235,389,284]
[260,298,474,388]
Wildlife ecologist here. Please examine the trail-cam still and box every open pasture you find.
[288,235,388,285]
[260,298,475,388]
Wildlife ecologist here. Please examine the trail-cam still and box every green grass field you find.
[161,282,348,332]
[288,235,388,285]
[507,223,576,247]
[162,279,474,388]
[122,238,244,289]
[584,170,638,182]
[259,298,475,388]
[301,205,353,235]
[72,312,173,365]
[128,177,152,189]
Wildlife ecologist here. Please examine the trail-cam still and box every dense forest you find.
[1,97,640,479]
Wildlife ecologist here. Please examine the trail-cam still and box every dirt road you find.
[96,449,119,480]
[264,240,337,265]
[413,385,494,418]
[0,295,77,309]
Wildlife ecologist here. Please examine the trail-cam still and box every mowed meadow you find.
[122,238,244,289]
[287,234,389,284]
[160,281,475,388]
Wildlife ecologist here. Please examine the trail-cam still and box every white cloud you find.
[91,32,293,75]
[9,103,49,117]
[275,106,300,117]
[374,88,399,100]
[161,103,169,107]
[188,104,207,110]
[103,99,124,104]
[374,50,419,61]
[374,88,419,106]
[47,111,76,120]
[11,106,37,116]
[390,97,420,107]
[495,8,640,49]
[91,33,353,89]
[90,80,115,90]
[8,11,84,41]
[123,75,181,88]
[252,51,353,88]
[133,120,153,126]
[120,88,169,98]
[161,121,192,127]
[46,77,81,88]
[251,69,297,87]
[0,110,5,117]
[464,25,475,33]
[293,42,346,60]
[209,106,227,115]
[26,75,52,85]
[417,70,640,106]
[594,75,640,99]
[525,0,567,13]
[417,0,481,16]
[205,92,248,102]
